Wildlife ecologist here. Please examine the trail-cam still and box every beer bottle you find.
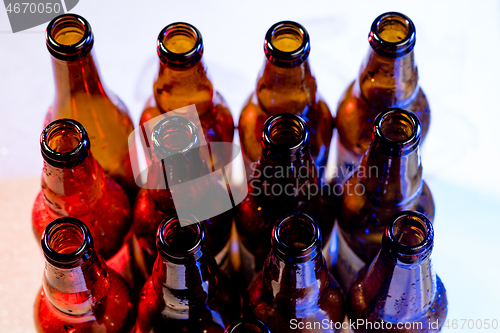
[140,22,234,170]
[136,216,241,332]
[244,213,344,333]
[45,14,139,198]
[235,113,332,286]
[132,116,233,277]
[32,119,133,285]
[225,319,271,333]
[34,217,135,333]
[239,21,334,182]
[335,12,430,181]
[346,211,447,332]
[332,108,434,290]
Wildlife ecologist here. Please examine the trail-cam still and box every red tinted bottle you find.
[34,217,135,333]
[347,211,447,332]
[132,116,233,277]
[331,108,434,290]
[136,216,241,332]
[45,14,139,197]
[335,12,430,181]
[244,213,344,333]
[225,319,271,333]
[239,21,334,181]
[235,113,333,285]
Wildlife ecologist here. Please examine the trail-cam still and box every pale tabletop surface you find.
[1,0,500,332]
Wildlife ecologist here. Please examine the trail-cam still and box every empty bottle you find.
[135,215,241,332]
[346,211,447,332]
[335,12,430,181]
[45,14,139,198]
[34,217,135,333]
[332,108,434,290]
[244,213,344,333]
[225,318,271,333]
[239,20,334,181]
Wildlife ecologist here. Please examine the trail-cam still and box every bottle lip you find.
[368,11,416,59]
[157,22,204,69]
[383,210,434,264]
[41,217,94,267]
[264,20,310,68]
[41,118,90,168]
[372,108,421,157]
[262,113,310,159]
[156,215,205,264]
[272,212,322,263]
[151,116,200,159]
[225,318,271,333]
[46,13,94,61]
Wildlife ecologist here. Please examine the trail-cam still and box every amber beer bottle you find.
[140,22,234,169]
[335,12,430,181]
[239,21,334,181]
[45,14,138,197]
[32,119,133,281]
[235,113,332,285]
[132,116,233,276]
[136,216,241,332]
[244,213,344,333]
[332,108,434,290]
[346,211,447,332]
[34,217,135,333]
[225,319,271,333]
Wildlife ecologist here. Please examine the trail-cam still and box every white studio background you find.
[1,0,500,331]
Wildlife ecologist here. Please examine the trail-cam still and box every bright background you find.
[1,0,500,331]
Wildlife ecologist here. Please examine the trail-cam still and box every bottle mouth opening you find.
[225,319,271,333]
[157,22,203,68]
[262,113,309,156]
[42,217,93,267]
[384,211,433,264]
[157,215,205,262]
[369,12,416,58]
[41,119,90,167]
[264,21,310,67]
[152,116,200,159]
[272,213,321,263]
[46,14,94,61]
[373,108,421,157]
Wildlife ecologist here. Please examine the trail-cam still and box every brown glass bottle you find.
[136,216,241,332]
[332,108,434,290]
[225,318,271,333]
[347,211,447,332]
[335,12,430,181]
[235,113,333,286]
[239,21,334,181]
[244,213,344,333]
[140,22,234,170]
[34,217,135,333]
[45,14,139,198]
[132,116,233,277]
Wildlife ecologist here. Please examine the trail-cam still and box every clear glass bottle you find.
[45,14,139,198]
[335,12,430,181]
[346,211,447,332]
[239,20,334,182]
[136,215,241,332]
[244,213,344,333]
[34,217,135,333]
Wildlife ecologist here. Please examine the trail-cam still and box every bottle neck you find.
[153,61,214,115]
[256,59,317,115]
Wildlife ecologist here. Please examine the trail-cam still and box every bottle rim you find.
[225,318,271,333]
[262,113,310,160]
[264,20,310,68]
[272,212,322,263]
[41,118,90,168]
[41,217,94,267]
[372,108,421,157]
[157,22,204,69]
[368,11,416,58]
[46,13,94,61]
[151,116,200,159]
